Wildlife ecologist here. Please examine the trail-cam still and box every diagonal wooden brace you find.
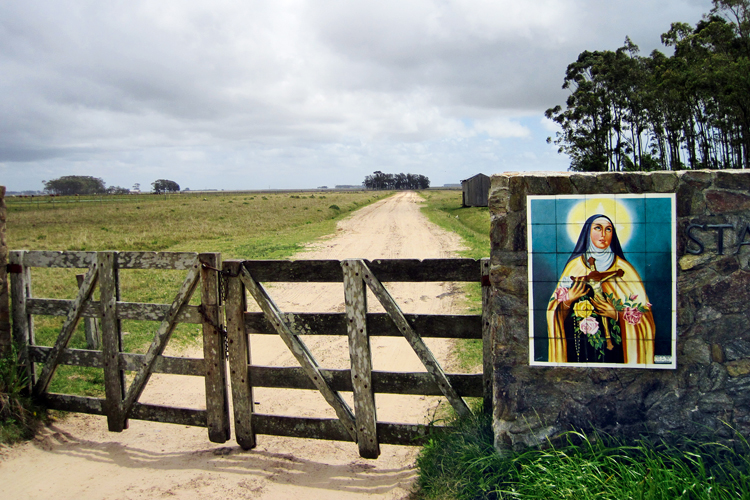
[355,259,472,418]
[119,261,202,422]
[34,262,99,396]
[238,264,358,442]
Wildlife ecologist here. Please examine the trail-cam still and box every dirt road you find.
[0,192,468,500]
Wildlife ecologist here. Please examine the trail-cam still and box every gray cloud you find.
[0,0,713,191]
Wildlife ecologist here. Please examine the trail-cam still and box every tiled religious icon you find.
[527,194,676,369]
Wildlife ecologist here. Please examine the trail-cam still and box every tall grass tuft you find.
[0,345,47,444]
[415,409,750,499]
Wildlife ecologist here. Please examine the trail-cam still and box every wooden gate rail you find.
[8,250,230,442]
[223,258,490,459]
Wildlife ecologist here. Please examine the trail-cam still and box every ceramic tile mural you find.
[527,194,677,369]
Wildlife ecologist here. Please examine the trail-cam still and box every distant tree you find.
[151,179,180,194]
[363,171,430,190]
[132,183,141,192]
[43,176,106,196]
[106,186,130,195]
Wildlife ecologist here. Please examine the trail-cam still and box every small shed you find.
[461,173,490,207]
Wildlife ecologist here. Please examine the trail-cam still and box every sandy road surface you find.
[0,192,468,500]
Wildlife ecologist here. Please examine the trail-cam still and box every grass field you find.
[4,190,391,399]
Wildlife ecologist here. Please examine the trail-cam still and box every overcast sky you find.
[1,0,713,192]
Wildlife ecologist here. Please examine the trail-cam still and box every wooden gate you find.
[8,251,490,458]
[223,258,490,459]
[9,250,231,443]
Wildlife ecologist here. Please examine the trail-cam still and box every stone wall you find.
[0,186,9,354]
[489,170,750,450]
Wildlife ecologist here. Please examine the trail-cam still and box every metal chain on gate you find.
[199,263,240,359]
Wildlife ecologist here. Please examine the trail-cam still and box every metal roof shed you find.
[461,173,490,207]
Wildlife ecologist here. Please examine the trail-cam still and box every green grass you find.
[418,190,489,371]
[416,410,750,499]
[0,345,49,444]
[4,190,392,399]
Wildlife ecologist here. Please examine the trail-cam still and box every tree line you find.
[363,171,430,190]
[546,0,750,171]
[43,176,180,196]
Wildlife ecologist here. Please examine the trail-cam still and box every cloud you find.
[0,0,714,191]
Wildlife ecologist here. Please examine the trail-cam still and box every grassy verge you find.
[418,190,489,371]
[0,346,49,444]
[416,409,750,499]
[3,190,391,407]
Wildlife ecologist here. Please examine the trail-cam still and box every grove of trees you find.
[43,176,106,195]
[546,0,750,171]
[151,179,180,194]
[363,171,430,190]
[42,176,181,195]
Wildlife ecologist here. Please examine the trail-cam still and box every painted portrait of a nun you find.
[546,214,656,364]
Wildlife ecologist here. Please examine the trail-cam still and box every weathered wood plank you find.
[239,265,358,442]
[33,262,99,396]
[199,253,230,443]
[20,251,200,271]
[22,250,95,268]
[120,261,202,423]
[223,260,256,450]
[116,252,199,270]
[245,312,482,339]
[241,258,481,283]
[43,394,208,427]
[29,346,204,376]
[26,298,203,324]
[9,251,35,387]
[481,258,493,414]
[342,260,379,458]
[251,414,446,446]
[356,260,472,418]
[76,274,101,350]
[249,366,483,396]
[130,403,207,427]
[100,252,127,432]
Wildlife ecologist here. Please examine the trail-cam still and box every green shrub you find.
[0,346,47,444]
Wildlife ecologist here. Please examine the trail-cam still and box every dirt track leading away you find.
[0,192,469,500]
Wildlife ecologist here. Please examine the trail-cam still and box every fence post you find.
[0,186,9,355]
[481,258,493,414]
[199,253,231,443]
[9,250,35,387]
[76,274,101,350]
[223,260,256,450]
[100,251,127,431]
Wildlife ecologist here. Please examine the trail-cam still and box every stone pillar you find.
[489,171,750,451]
[0,186,9,354]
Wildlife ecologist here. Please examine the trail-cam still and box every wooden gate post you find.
[199,253,231,443]
[9,251,35,387]
[100,251,128,431]
[0,186,9,355]
[481,258,493,414]
[342,260,379,459]
[223,260,256,450]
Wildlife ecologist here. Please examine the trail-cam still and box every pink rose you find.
[623,306,643,325]
[554,286,569,303]
[629,294,638,301]
[579,316,599,335]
